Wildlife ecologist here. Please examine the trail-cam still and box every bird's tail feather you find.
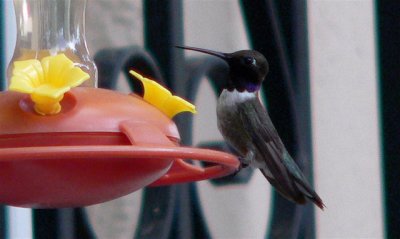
[260,168,325,210]
[293,177,325,210]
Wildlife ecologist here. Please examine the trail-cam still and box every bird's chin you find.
[237,87,246,93]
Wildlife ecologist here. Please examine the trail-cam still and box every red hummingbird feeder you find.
[0,0,239,208]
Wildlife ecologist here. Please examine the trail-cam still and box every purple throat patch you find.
[246,83,260,92]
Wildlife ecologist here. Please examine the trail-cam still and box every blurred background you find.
[1,0,397,238]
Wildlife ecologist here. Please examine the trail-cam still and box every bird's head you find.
[176,46,269,92]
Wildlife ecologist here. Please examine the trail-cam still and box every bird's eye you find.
[244,57,256,66]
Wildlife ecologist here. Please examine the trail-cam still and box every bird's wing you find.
[236,98,297,192]
[237,97,324,208]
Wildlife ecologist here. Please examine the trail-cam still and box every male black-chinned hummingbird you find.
[177,46,324,209]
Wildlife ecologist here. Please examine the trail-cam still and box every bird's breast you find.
[216,89,256,155]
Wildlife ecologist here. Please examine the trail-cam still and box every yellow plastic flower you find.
[129,70,196,118]
[9,54,90,115]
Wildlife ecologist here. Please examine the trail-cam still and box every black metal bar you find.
[73,208,96,239]
[0,207,4,239]
[188,184,211,239]
[33,210,58,239]
[286,1,316,238]
[144,0,185,93]
[240,0,315,238]
[376,1,400,238]
[144,2,195,239]
[57,209,75,239]
[135,187,177,239]
[33,209,95,239]
[33,209,90,239]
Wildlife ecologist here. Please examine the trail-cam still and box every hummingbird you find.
[177,46,324,209]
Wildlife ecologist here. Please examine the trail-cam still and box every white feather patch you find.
[219,89,257,106]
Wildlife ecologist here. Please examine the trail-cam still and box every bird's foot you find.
[238,156,250,169]
[240,162,249,169]
[232,159,249,176]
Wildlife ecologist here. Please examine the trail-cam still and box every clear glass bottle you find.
[7,0,97,87]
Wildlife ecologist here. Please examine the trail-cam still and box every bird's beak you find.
[175,46,230,61]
